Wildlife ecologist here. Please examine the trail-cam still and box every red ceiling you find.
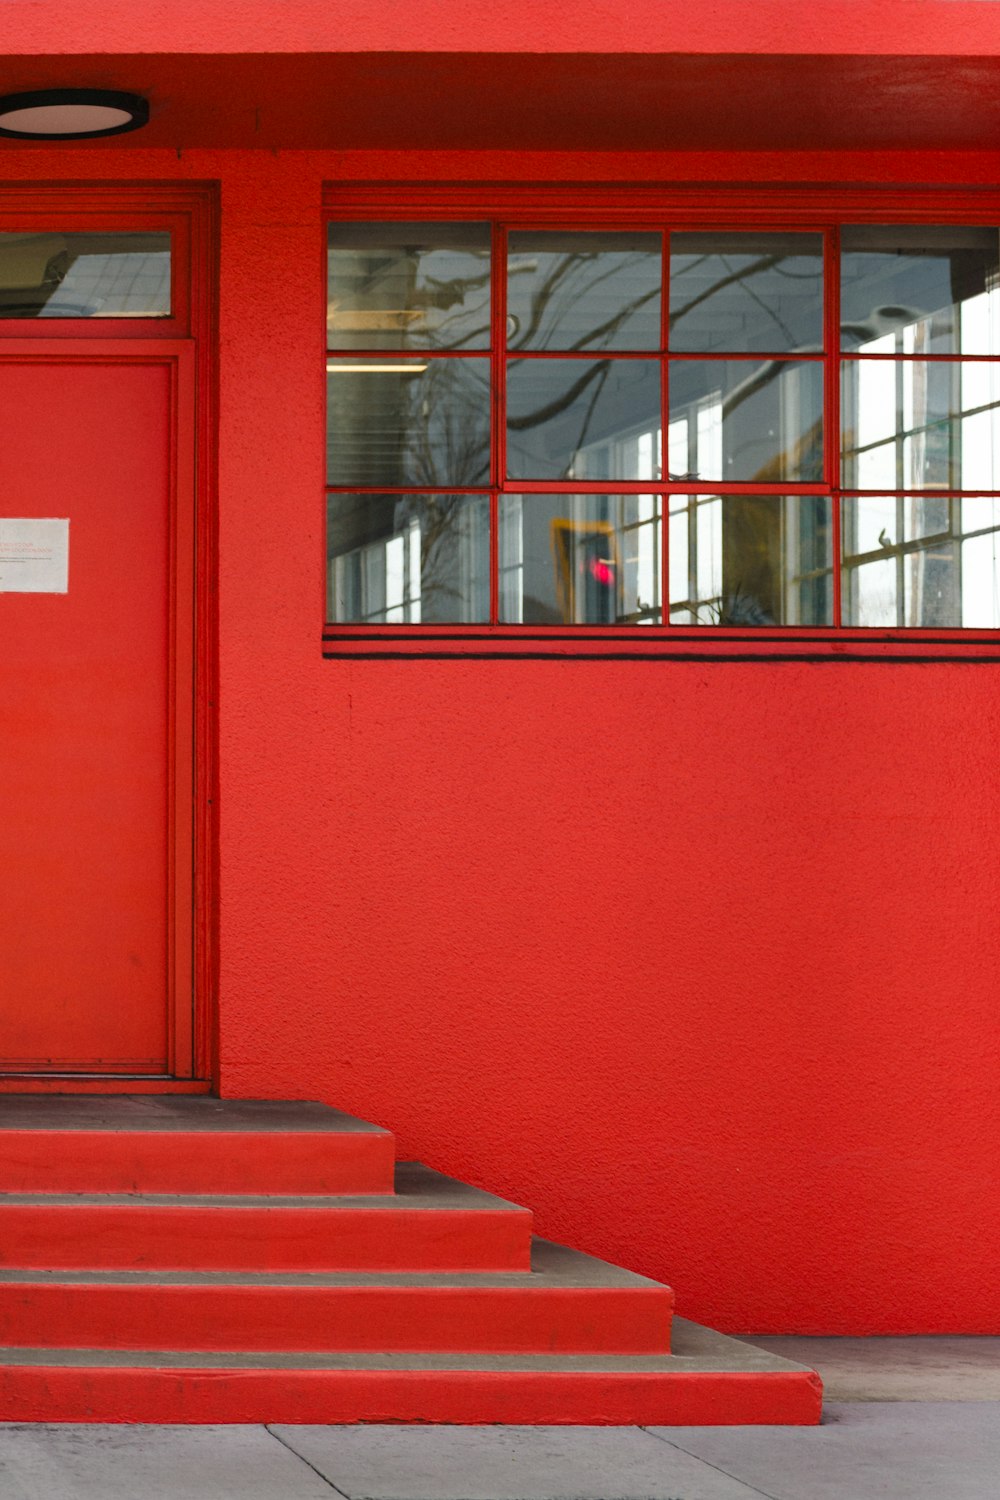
[0,52,999,152]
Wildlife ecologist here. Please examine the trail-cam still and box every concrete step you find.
[0,1163,533,1272]
[0,1320,822,1424]
[0,1097,395,1195]
[0,1240,673,1354]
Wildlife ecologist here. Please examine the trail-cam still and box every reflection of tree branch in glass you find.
[507,246,661,478]
[670,255,787,339]
[507,360,611,430]
[509,251,660,351]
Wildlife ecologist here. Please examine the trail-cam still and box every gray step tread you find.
[0,1097,388,1135]
[0,1163,527,1214]
[0,1238,667,1290]
[0,1321,812,1375]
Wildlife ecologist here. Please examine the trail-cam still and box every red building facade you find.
[0,0,998,1340]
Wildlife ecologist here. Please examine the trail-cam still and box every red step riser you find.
[0,1132,395,1195]
[0,1366,822,1425]
[0,1081,212,1095]
[0,1285,673,1354]
[0,1206,531,1272]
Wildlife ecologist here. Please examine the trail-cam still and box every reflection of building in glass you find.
[0,231,170,316]
[841,268,1000,627]
[328,493,489,623]
[325,219,1000,629]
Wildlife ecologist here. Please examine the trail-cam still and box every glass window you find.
[841,226,1000,355]
[506,359,660,481]
[327,222,490,350]
[325,213,1000,632]
[670,233,824,354]
[328,493,490,623]
[668,495,832,625]
[507,232,661,351]
[841,359,1000,490]
[0,231,170,317]
[668,360,824,483]
[500,493,661,624]
[842,496,1000,628]
[327,358,490,488]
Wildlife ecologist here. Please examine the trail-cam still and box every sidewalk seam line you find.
[639,1425,781,1500]
[265,1424,353,1498]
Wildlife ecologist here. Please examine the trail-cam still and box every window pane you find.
[667,495,832,625]
[841,359,1000,490]
[670,233,824,354]
[842,497,1000,626]
[668,360,823,483]
[327,358,490,487]
[499,493,661,624]
[327,493,489,622]
[507,232,661,351]
[506,358,660,480]
[327,223,491,350]
[845,494,952,557]
[841,226,1000,355]
[0,232,170,317]
[962,522,1000,627]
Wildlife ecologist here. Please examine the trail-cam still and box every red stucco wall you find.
[7,0,1000,57]
[212,149,1000,1334]
[4,144,999,1332]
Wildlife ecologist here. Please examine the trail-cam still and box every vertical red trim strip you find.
[168,345,198,1077]
[321,223,331,628]
[661,229,671,625]
[491,224,506,623]
[826,226,843,627]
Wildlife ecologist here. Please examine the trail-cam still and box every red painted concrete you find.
[0,1366,823,1426]
[0,54,999,151]
[0,1099,819,1422]
[0,1281,674,1354]
[0,1201,532,1272]
[207,149,1000,1337]
[3,0,1000,152]
[225,652,1000,1336]
[1,137,999,1336]
[5,0,1000,57]
[0,1129,395,1195]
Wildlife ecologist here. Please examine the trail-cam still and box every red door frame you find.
[0,185,217,1092]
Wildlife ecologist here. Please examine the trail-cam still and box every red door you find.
[0,350,194,1075]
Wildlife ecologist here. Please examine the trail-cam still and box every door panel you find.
[0,358,178,1072]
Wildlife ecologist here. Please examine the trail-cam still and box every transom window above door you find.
[325,214,1000,632]
[0,231,171,318]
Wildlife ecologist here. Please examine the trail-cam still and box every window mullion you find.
[490,222,506,624]
[826,224,842,628]
[661,227,671,625]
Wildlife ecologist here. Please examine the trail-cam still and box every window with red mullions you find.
[325,210,1000,632]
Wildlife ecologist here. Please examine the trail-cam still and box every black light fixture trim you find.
[0,89,149,140]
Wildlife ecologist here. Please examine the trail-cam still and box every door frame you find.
[0,184,217,1090]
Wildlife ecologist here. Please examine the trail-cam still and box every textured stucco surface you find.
[6,0,1000,57]
[208,150,1000,1334]
[4,5,1000,152]
[2,144,998,1333]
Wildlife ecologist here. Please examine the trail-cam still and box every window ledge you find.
[321,628,1000,662]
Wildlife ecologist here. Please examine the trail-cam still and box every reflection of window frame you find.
[329,496,490,625]
[841,495,1000,628]
[324,187,1000,639]
[549,518,620,624]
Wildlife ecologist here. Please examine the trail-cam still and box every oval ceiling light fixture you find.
[0,89,149,140]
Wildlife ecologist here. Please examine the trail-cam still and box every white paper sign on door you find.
[0,519,69,593]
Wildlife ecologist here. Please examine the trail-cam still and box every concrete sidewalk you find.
[1,1338,998,1499]
[2,1407,998,1500]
